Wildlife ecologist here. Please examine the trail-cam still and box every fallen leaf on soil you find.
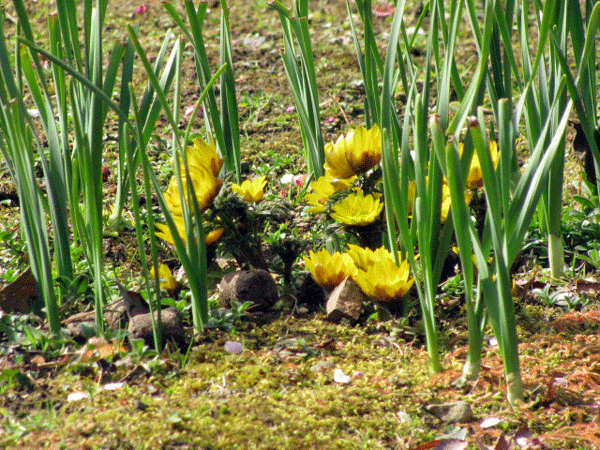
[78,337,127,361]
[0,267,37,314]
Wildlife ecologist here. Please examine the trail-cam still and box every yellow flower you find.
[345,243,376,270]
[406,180,471,224]
[348,246,414,302]
[163,167,222,216]
[231,176,267,203]
[442,183,474,223]
[184,137,224,178]
[324,124,382,179]
[303,248,358,290]
[464,140,499,190]
[440,183,452,223]
[150,264,177,292]
[156,215,186,245]
[330,189,383,226]
[205,228,224,245]
[156,138,226,247]
[452,245,492,268]
[305,175,355,213]
[156,215,223,246]
[160,137,224,218]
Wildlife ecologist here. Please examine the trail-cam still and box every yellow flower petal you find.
[156,218,222,247]
[346,243,376,270]
[463,140,500,190]
[164,166,222,217]
[205,228,224,246]
[155,217,186,245]
[345,124,382,175]
[304,175,355,213]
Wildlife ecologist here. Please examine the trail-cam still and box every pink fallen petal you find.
[224,341,243,354]
[133,4,149,14]
[293,175,306,186]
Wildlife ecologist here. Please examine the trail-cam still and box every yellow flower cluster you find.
[303,245,414,302]
[300,131,500,304]
[305,124,383,227]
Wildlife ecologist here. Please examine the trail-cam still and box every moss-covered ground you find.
[3,311,600,449]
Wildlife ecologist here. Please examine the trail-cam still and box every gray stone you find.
[217,269,279,312]
[63,296,141,342]
[425,401,473,423]
[128,307,185,350]
[310,361,335,373]
[326,276,366,322]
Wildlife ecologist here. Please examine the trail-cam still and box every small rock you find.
[480,417,502,428]
[104,299,129,330]
[115,282,151,320]
[326,276,366,322]
[397,411,412,423]
[132,398,149,411]
[63,321,98,342]
[63,296,137,342]
[67,392,90,402]
[425,401,473,423]
[310,361,335,372]
[218,269,278,312]
[128,307,185,350]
